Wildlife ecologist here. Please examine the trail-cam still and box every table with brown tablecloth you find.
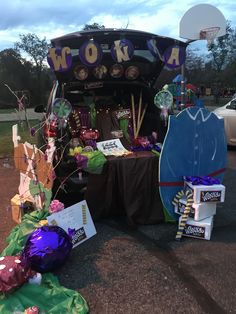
[85,151,164,225]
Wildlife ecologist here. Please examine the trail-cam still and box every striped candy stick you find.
[73,110,81,129]
[175,190,193,241]
[68,110,81,137]
[82,204,87,225]
[172,190,185,207]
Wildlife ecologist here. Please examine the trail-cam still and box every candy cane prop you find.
[173,189,193,241]
[172,190,185,207]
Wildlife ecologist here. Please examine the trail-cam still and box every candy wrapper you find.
[174,197,217,221]
[184,175,220,186]
[111,130,123,138]
[181,216,214,240]
[0,255,35,293]
[184,180,225,203]
[75,153,88,169]
[21,226,73,273]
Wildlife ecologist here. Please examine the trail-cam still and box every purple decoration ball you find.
[21,226,73,273]
[30,127,36,136]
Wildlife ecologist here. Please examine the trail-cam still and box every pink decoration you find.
[49,199,65,213]
[80,128,99,141]
[24,306,40,314]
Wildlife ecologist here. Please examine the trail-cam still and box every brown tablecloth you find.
[85,151,164,224]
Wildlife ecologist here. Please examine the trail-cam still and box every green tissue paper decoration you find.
[0,273,89,314]
[119,118,130,141]
[82,151,107,174]
[89,103,97,128]
[29,180,52,211]
[1,210,49,257]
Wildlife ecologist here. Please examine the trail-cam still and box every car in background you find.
[213,98,236,147]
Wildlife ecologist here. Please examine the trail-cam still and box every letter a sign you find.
[47,47,72,72]
[163,45,186,70]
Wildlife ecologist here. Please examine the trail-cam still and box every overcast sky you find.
[0,0,235,53]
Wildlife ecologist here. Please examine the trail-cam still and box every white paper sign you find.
[47,200,96,248]
[96,138,130,156]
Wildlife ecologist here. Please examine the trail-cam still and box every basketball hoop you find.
[200,27,220,47]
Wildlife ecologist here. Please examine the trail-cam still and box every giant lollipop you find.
[21,226,73,273]
[52,98,72,131]
[53,98,72,119]
[154,90,173,126]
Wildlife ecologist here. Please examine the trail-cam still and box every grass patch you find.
[0,120,40,158]
[0,109,16,114]
[0,107,35,114]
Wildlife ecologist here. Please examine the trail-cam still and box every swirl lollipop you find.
[154,90,173,126]
[52,98,72,119]
[52,98,72,130]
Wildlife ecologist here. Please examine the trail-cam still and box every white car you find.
[213,98,236,146]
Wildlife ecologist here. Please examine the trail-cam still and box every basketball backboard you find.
[179,4,226,41]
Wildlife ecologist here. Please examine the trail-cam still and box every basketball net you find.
[200,27,220,47]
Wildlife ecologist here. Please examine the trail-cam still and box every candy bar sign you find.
[184,224,206,239]
[116,109,131,120]
[47,200,96,248]
[200,190,222,202]
[72,227,87,246]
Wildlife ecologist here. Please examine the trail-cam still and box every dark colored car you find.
[35,28,187,206]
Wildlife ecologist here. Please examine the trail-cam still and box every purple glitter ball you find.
[21,226,73,273]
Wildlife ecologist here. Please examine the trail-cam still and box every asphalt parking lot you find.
[52,148,236,314]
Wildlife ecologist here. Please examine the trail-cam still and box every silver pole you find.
[180,64,185,109]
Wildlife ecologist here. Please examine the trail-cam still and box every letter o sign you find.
[79,40,103,67]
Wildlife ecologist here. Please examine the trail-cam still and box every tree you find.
[184,47,206,85]
[14,33,51,104]
[83,23,105,30]
[15,33,50,82]
[207,21,236,72]
[0,49,33,106]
